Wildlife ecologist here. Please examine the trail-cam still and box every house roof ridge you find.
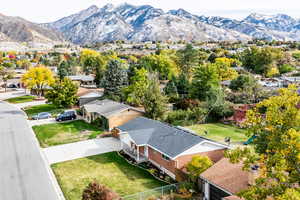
[142,117,230,148]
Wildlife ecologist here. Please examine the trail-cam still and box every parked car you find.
[32,112,52,120]
[56,110,77,122]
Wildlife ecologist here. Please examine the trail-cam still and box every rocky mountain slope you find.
[0,14,64,44]
[45,4,251,44]
[45,3,300,44]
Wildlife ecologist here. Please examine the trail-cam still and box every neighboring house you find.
[114,117,228,180]
[200,158,256,200]
[77,87,103,106]
[67,75,95,86]
[82,99,144,130]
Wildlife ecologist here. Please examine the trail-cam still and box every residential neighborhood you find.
[1,1,300,200]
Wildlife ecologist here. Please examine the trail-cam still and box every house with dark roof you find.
[114,117,228,180]
[81,99,144,130]
[199,157,255,200]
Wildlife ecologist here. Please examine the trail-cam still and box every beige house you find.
[82,99,144,130]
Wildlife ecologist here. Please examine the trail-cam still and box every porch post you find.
[204,182,210,200]
[137,146,139,161]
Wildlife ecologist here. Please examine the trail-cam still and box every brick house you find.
[81,99,144,130]
[200,158,256,200]
[114,117,228,180]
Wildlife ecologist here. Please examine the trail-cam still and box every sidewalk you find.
[15,100,46,109]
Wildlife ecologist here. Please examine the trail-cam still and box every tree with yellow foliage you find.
[21,65,54,97]
[225,85,300,200]
[266,66,280,78]
[214,57,239,81]
[186,155,213,182]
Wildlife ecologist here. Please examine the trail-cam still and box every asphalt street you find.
[0,101,59,200]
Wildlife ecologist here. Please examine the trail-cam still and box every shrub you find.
[165,109,194,126]
[278,64,295,74]
[174,98,201,110]
[165,107,208,126]
[229,74,256,91]
[292,52,300,60]
[291,72,300,77]
[82,181,120,200]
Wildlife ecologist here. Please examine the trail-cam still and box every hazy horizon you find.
[1,0,300,23]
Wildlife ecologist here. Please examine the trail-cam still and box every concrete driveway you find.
[43,137,122,164]
[29,118,57,126]
[29,117,83,127]
[0,101,60,200]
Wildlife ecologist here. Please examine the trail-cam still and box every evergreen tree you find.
[229,74,256,91]
[191,64,220,101]
[123,68,149,106]
[103,60,128,101]
[177,44,199,79]
[205,86,233,120]
[164,79,179,102]
[142,75,168,120]
[57,61,71,80]
[175,74,190,98]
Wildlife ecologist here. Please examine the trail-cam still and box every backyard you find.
[6,95,36,103]
[24,104,64,118]
[52,152,166,200]
[186,123,248,145]
[32,120,104,147]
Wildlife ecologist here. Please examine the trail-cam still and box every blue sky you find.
[1,0,300,23]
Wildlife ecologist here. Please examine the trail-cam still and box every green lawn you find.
[6,95,36,104]
[186,123,248,144]
[52,152,166,200]
[32,120,104,147]
[24,104,64,117]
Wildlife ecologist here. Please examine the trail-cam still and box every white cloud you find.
[1,0,299,23]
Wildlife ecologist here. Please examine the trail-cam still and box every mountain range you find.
[44,3,300,44]
[1,3,300,45]
[0,13,64,44]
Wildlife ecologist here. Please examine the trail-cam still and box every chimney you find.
[248,165,259,186]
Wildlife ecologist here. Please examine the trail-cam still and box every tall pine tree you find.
[103,60,128,101]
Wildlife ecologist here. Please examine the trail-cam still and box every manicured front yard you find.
[32,120,104,147]
[186,123,248,144]
[6,95,36,104]
[52,152,166,200]
[24,104,64,117]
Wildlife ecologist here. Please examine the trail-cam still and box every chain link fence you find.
[122,183,196,200]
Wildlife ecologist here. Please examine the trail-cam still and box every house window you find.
[162,154,170,161]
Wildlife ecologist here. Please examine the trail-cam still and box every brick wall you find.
[148,147,177,174]
[108,109,144,130]
[175,149,225,170]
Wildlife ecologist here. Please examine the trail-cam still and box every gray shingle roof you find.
[118,117,206,158]
[83,99,142,118]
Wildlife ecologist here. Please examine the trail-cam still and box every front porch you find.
[122,143,148,163]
